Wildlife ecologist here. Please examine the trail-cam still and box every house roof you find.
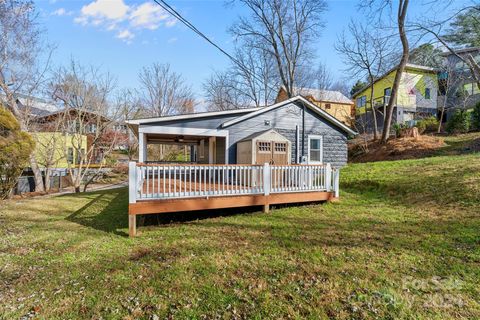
[222,96,357,136]
[291,87,354,104]
[126,107,261,125]
[351,63,439,98]
[440,46,480,56]
[0,93,58,117]
[34,108,111,123]
[127,96,357,136]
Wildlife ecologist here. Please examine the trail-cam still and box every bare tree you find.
[0,0,53,192]
[315,62,334,90]
[203,70,250,111]
[50,61,119,192]
[29,112,64,192]
[336,21,395,140]
[204,44,279,110]
[330,81,351,98]
[230,0,328,98]
[138,63,195,117]
[231,45,279,107]
[362,0,410,143]
[115,88,141,160]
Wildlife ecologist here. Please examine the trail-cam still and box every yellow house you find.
[352,63,439,124]
[30,132,88,168]
[276,86,355,127]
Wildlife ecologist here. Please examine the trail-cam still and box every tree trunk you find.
[369,82,378,140]
[381,0,410,144]
[29,154,45,193]
[44,168,51,192]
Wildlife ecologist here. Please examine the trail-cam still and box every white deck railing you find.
[129,162,339,203]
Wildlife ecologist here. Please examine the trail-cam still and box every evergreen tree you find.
[409,43,443,68]
[443,6,480,47]
[350,80,367,97]
[0,106,35,199]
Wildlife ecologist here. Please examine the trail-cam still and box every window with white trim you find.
[308,135,323,163]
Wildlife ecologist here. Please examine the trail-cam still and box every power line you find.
[151,0,278,94]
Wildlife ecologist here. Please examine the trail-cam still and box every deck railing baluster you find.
[134,163,337,200]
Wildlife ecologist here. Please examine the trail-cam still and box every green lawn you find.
[1,154,479,319]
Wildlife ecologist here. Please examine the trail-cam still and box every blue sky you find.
[36,0,468,98]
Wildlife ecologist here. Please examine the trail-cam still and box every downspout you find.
[295,125,300,164]
[302,102,305,162]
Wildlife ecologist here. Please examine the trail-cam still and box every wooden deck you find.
[130,190,334,215]
[128,162,340,236]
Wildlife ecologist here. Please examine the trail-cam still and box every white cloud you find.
[75,0,178,44]
[129,3,175,30]
[81,0,129,20]
[167,37,177,44]
[116,29,134,41]
[52,8,73,16]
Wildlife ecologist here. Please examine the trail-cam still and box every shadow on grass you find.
[65,188,129,237]
[141,201,324,227]
[63,187,295,234]
[435,136,480,156]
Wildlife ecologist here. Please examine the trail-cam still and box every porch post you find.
[139,132,147,163]
[208,136,216,164]
[128,161,137,237]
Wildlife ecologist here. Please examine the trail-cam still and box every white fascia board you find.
[221,97,298,128]
[139,126,229,137]
[126,107,261,125]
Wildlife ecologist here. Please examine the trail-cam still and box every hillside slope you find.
[1,154,479,319]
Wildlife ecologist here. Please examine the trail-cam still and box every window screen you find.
[309,136,322,163]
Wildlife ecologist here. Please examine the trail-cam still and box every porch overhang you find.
[135,126,229,164]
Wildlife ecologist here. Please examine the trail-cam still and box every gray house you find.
[439,47,480,121]
[127,96,356,168]
[126,96,357,236]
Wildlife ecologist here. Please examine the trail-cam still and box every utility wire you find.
[151,0,278,94]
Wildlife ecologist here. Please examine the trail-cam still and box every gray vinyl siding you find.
[226,101,349,167]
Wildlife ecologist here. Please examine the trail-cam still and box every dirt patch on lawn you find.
[349,135,446,163]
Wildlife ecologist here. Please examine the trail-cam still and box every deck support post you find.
[263,203,270,213]
[129,214,136,237]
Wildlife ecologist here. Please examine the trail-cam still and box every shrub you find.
[393,123,405,137]
[472,101,480,131]
[0,107,35,199]
[446,109,471,134]
[416,116,439,134]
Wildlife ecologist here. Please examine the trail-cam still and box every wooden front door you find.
[255,141,289,165]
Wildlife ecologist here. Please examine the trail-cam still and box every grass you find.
[433,132,480,156]
[1,154,479,319]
